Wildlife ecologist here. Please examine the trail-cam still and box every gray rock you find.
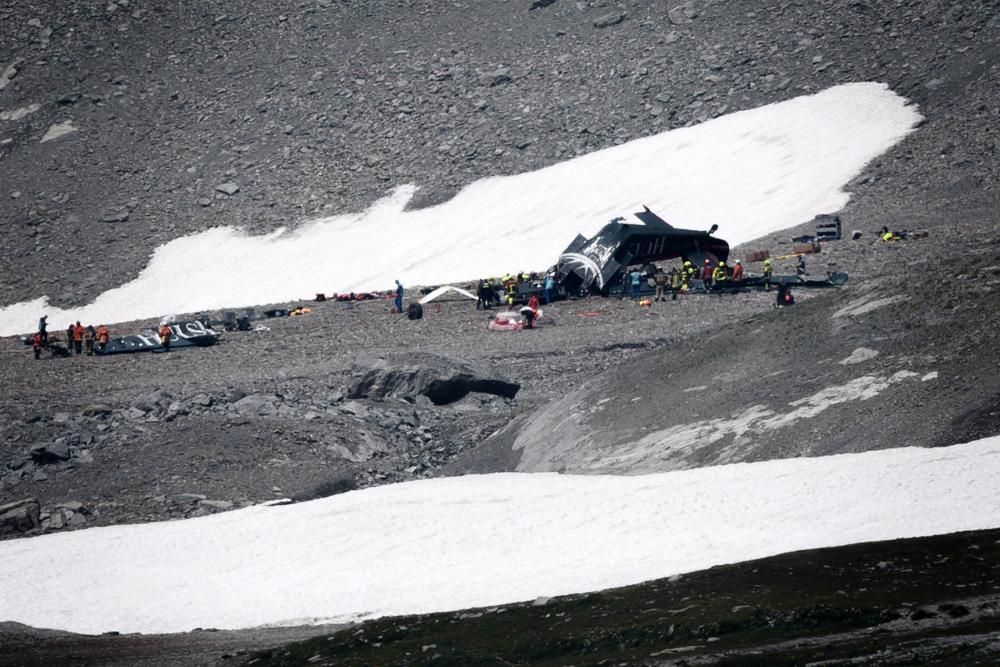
[593,12,625,29]
[125,407,147,420]
[346,353,520,405]
[30,441,71,464]
[100,210,130,223]
[339,401,368,417]
[0,498,41,536]
[216,182,240,196]
[0,58,23,91]
[201,500,234,510]
[81,403,114,417]
[191,393,213,407]
[233,394,277,416]
[133,389,172,414]
[225,388,247,403]
[479,68,512,87]
[668,3,699,24]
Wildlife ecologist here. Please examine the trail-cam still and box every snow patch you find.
[40,121,77,143]
[603,371,921,470]
[839,347,879,365]
[0,103,41,121]
[833,294,909,319]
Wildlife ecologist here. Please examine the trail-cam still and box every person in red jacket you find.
[701,259,714,292]
[32,332,43,360]
[71,321,84,355]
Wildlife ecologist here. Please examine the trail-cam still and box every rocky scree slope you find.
[1,0,998,307]
[454,220,1000,475]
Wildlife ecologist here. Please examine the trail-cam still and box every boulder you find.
[0,498,41,536]
[593,12,625,28]
[233,394,278,416]
[29,441,71,464]
[132,389,173,415]
[346,353,520,405]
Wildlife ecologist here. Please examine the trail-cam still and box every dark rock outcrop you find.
[0,498,41,536]
[347,354,520,405]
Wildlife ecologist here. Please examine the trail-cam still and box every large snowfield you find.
[7,82,986,638]
[3,437,1000,635]
[0,82,920,336]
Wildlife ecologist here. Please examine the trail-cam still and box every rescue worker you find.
[796,256,807,276]
[701,259,714,292]
[38,315,48,345]
[629,267,643,299]
[681,258,695,290]
[776,283,795,307]
[712,260,728,294]
[669,267,683,300]
[158,321,172,351]
[763,258,773,290]
[84,325,96,356]
[543,273,555,305]
[66,323,74,351]
[96,324,109,353]
[653,268,668,302]
[732,259,744,284]
[477,278,490,310]
[32,331,43,360]
[72,321,84,355]
[394,279,404,314]
[504,277,517,306]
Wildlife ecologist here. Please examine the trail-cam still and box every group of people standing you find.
[643,257,754,301]
[32,316,110,359]
[476,271,555,310]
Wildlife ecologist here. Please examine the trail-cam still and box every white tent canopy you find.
[418,285,477,304]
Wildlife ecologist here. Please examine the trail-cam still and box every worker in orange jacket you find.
[732,259,744,283]
[72,321,85,355]
[158,322,172,351]
[96,325,109,353]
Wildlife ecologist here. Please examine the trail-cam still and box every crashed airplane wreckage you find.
[541,206,847,300]
[98,320,219,355]
[555,206,730,297]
